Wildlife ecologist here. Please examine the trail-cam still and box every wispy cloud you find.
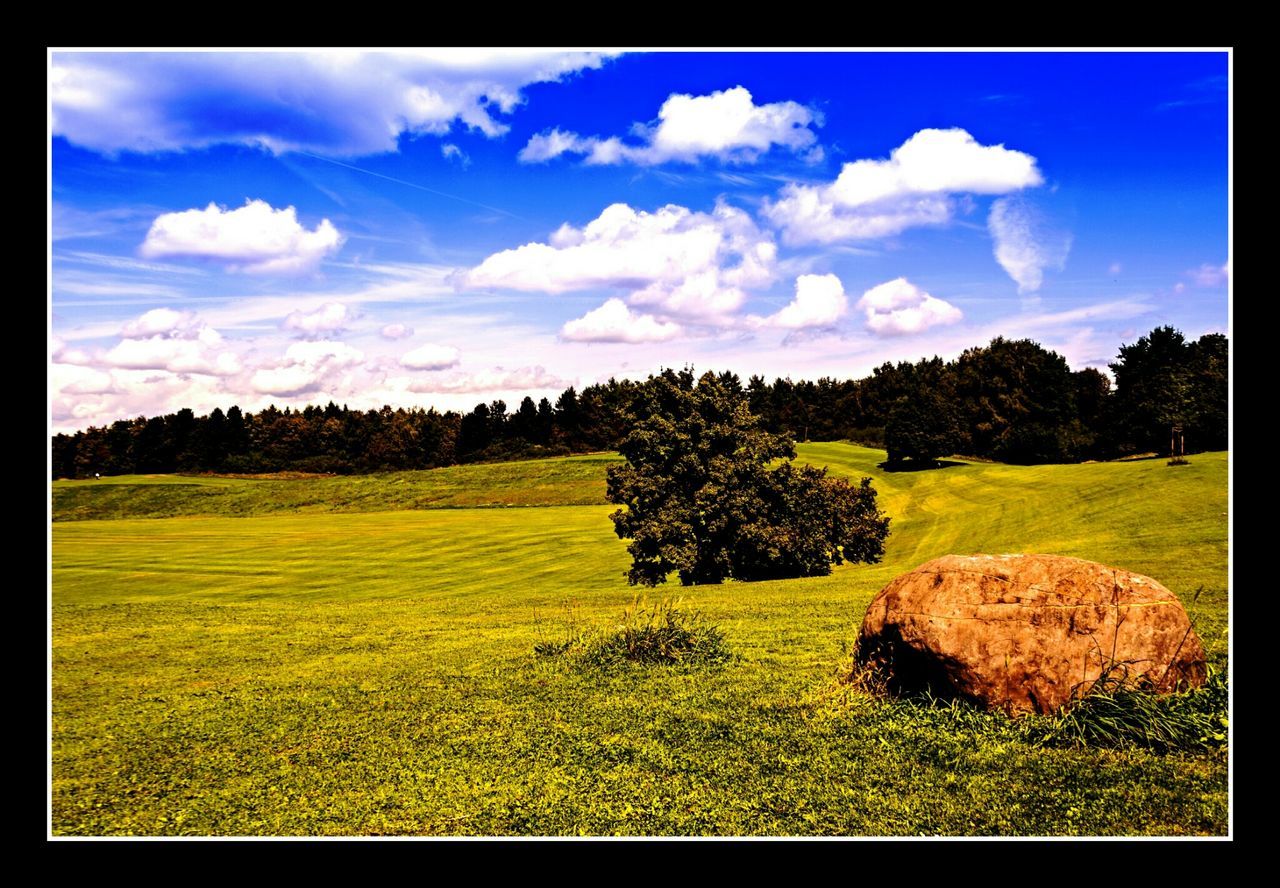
[52,51,613,156]
[988,196,1072,293]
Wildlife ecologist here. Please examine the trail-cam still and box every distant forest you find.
[52,325,1227,479]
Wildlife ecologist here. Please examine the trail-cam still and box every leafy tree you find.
[953,337,1077,463]
[52,433,78,479]
[510,396,540,443]
[1108,326,1193,455]
[457,403,492,457]
[606,370,890,586]
[1187,332,1228,452]
[885,389,962,466]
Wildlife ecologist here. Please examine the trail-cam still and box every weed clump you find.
[1025,665,1228,753]
[824,642,1228,756]
[535,596,732,669]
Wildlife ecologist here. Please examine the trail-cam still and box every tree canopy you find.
[51,326,1227,479]
[605,369,890,586]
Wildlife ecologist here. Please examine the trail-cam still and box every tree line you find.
[51,325,1227,479]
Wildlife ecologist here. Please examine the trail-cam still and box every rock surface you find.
[855,553,1206,715]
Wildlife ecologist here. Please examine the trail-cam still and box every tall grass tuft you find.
[1026,665,1228,753]
[534,595,732,669]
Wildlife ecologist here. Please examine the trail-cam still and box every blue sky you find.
[50,50,1229,432]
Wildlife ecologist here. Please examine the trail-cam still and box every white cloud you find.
[54,363,119,396]
[52,366,234,433]
[560,298,683,343]
[51,336,92,365]
[988,197,1072,293]
[830,128,1042,204]
[246,366,322,399]
[120,307,201,338]
[440,143,471,166]
[406,365,567,394]
[465,201,776,320]
[281,340,364,367]
[283,301,351,336]
[764,128,1043,246]
[519,86,821,166]
[519,128,591,163]
[250,340,365,397]
[99,308,240,375]
[1187,262,1229,287]
[401,343,461,370]
[381,323,414,340]
[751,274,849,329]
[141,199,344,274]
[856,278,963,336]
[104,337,242,375]
[51,51,611,156]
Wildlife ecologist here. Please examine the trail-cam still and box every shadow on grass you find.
[877,459,967,473]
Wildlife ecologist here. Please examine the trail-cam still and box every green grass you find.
[51,444,1229,836]
[52,452,621,521]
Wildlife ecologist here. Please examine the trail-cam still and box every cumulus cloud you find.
[763,128,1043,246]
[380,323,414,340]
[856,278,963,336]
[401,343,461,370]
[750,274,848,329]
[120,307,202,338]
[465,201,776,320]
[987,197,1072,293]
[54,363,119,396]
[51,51,611,156]
[104,337,242,376]
[519,86,820,166]
[283,301,351,336]
[100,308,241,375]
[51,336,92,366]
[406,365,567,394]
[52,366,234,433]
[141,199,344,274]
[250,340,364,396]
[560,298,683,343]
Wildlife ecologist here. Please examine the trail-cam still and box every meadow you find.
[50,444,1229,836]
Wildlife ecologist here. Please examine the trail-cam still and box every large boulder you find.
[856,554,1206,715]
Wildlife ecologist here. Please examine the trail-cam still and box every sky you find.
[49,50,1230,433]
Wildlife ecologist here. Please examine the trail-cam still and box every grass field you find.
[52,452,619,520]
[50,444,1229,836]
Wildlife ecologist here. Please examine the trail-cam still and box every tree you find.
[953,337,1077,463]
[885,388,962,466]
[1186,332,1228,452]
[606,370,890,586]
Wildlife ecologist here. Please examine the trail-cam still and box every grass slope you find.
[52,453,620,521]
[51,445,1228,836]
